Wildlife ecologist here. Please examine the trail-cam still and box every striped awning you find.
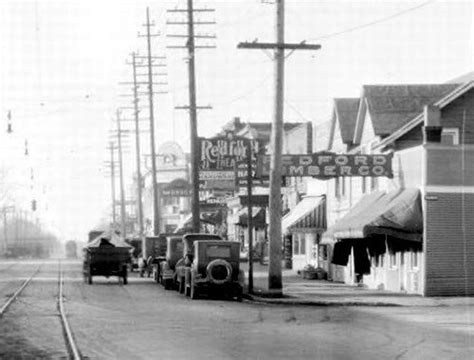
[282,196,326,234]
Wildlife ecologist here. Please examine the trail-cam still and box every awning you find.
[235,207,266,227]
[321,188,422,244]
[282,195,325,234]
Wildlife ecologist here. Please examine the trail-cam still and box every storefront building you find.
[321,81,474,296]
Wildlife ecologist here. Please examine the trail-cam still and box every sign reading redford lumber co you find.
[257,153,393,178]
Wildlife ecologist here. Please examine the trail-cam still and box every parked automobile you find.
[159,236,185,289]
[184,240,243,301]
[175,233,223,294]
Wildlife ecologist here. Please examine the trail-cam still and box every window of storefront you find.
[319,244,328,261]
[371,176,378,191]
[361,177,367,194]
[293,233,306,255]
[410,252,419,270]
[293,235,300,254]
[389,252,397,269]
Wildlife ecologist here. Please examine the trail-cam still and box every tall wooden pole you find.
[187,0,200,233]
[246,140,254,293]
[116,110,127,241]
[267,0,285,294]
[146,7,160,237]
[131,52,145,249]
[109,142,117,225]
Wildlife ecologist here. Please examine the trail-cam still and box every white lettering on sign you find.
[288,166,304,176]
[373,155,387,165]
[335,155,349,166]
[354,156,367,165]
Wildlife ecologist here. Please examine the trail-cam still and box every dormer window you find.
[440,128,459,145]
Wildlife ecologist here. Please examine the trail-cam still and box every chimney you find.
[423,105,442,143]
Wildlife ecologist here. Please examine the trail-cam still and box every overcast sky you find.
[0,0,472,240]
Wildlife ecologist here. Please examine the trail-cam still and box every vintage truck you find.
[175,233,223,294]
[184,240,243,300]
[83,231,132,285]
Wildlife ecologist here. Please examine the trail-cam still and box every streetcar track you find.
[0,265,41,317]
[58,259,82,360]
[0,260,83,359]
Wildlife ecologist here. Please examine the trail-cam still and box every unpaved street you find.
[1,259,473,359]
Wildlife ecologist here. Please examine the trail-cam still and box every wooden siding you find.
[441,89,474,144]
[425,192,474,296]
[426,146,474,186]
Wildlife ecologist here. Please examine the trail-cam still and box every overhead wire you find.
[307,0,437,42]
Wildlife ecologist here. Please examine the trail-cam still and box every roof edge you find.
[374,81,474,150]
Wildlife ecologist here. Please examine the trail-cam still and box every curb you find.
[242,294,403,307]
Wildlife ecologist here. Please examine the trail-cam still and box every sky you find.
[0,0,472,241]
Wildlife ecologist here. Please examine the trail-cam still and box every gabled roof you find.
[375,80,474,150]
[333,98,359,145]
[362,84,459,136]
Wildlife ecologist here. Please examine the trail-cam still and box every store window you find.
[389,252,397,269]
[410,252,419,270]
[335,177,340,198]
[293,234,306,255]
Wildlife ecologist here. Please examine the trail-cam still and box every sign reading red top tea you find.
[257,153,393,178]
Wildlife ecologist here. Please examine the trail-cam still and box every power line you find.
[213,75,272,106]
[307,0,437,42]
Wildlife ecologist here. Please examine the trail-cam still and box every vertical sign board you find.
[198,135,262,283]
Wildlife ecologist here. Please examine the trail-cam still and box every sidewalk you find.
[240,262,474,307]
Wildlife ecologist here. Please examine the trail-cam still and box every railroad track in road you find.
[0,260,82,360]
[0,264,41,317]
[58,260,81,360]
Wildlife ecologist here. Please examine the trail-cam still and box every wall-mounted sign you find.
[199,170,235,181]
[160,178,192,197]
[198,136,261,172]
[257,153,393,178]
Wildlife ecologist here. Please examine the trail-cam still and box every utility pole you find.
[109,142,117,225]
[104,141,117,225]
[131,52,145,248]
[186,0,200,234]
[238,0,321,295]
[143,7,160,236]
[167,1,216,233]
[116,110,127,241]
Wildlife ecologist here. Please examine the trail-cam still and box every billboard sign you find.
[199,136,261,172]
[257,153,393,178]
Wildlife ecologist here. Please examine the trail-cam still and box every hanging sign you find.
[257,153,393,178]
